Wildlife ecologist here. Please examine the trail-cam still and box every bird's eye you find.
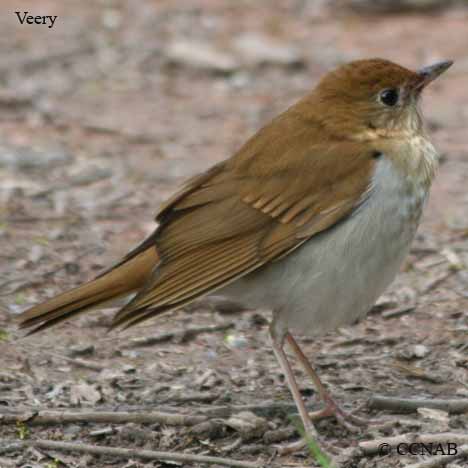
[379,88,399,107]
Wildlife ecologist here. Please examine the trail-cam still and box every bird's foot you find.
[275,432,340,459]
[309,399,383,433]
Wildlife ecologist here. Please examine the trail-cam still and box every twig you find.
[2,439,262,468]
[0,400,319,421]
[420,270,454,294]
[276,438,307,455]
[194,401,316,419]
[5,215,77,223]
[169,391,221,404]
[263,427,296,444]
[121,322,235,348]
[79,122,160,145]
[368,396,468,414]
[392,362,442,384]
[404,444,468,468]
[0,401,318,429]
[0,409,206,426]
[382,305,416,319]
[359,433,468,455]
[47,353,104,372]
[88,426,116,437]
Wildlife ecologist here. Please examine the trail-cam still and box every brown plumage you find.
[17,58,452,449]
[17,59,442,334]
[19,247,158,332]
[19,85,378,333]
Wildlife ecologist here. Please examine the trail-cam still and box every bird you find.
[17,58,452,444]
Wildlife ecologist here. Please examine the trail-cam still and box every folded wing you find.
[112,116,376,329]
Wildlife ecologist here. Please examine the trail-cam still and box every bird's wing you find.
[112,116,377,329]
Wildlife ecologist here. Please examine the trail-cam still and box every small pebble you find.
[67,344,95,357]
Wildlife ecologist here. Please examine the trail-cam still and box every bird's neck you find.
[379,131,439,192]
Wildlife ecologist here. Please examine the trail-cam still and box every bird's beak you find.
[415,60,453,90]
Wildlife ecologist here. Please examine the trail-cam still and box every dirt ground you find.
[0,1,467,467]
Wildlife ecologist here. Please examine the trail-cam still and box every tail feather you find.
[18,247,159,334]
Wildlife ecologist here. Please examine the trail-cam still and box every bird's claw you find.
[308,399,383,432]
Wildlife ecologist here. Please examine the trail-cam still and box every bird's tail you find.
[18,247,159,335]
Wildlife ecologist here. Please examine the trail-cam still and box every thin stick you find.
[382,305,415,319]
[0,409,206,426]
[368,396,468,414]
[47,352,104,371]
[420,270,453,294]
[404,444,468,468]
[0,401,319,425]
[121,322,234,348]
[2,439,262,468]
[359,433,468,455]
[194,401,318,418]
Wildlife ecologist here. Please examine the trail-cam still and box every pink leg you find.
[269,328,318,438]
[286,332,371,432]
[269,326,339,460]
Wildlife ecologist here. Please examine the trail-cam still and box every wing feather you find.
[111,113,377,329]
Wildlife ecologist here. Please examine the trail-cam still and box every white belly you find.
[220,157,429,338]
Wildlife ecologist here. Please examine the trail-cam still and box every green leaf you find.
[0,329,9,341]
[15,293,26,305]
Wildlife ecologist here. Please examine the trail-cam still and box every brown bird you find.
[18,58,452,443]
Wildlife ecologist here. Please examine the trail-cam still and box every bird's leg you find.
[269,326,319,438]
[270,325,340,461]
[285,332,371,431]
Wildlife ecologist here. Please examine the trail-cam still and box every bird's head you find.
[310,58,453,139]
